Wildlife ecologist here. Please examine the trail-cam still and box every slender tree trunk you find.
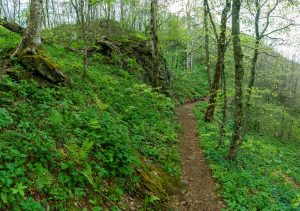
[51,0,56,27]
[45,0,50,27]
[79,0,89,78]
[228,0,244,160]
[242,0,261,139]
[12,0,43,57]
[203,0,211,89]
[0,0,8,17]
[12,0,16,21]
[186,0,193,71]
[218,63,227,147]
[120,0,124,22]
[18,0,21,25]
[56,0,61,25]
[41,2,47,28]
[151,0,159,88]
[243,39,259,137]
[204,0,231,122]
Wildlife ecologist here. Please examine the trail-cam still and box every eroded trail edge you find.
[172,102,225,211]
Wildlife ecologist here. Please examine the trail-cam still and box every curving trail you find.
[172,101,225,211]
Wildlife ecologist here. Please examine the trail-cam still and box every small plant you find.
[0,108,13,128]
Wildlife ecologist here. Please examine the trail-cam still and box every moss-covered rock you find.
[90,36,171,93]
[18,55,67,84]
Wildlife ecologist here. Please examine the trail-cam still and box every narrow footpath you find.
[172,102,225,211]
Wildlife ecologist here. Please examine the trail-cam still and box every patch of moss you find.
[139,161,182,209]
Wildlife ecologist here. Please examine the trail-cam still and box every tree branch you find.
[204,0,219,40]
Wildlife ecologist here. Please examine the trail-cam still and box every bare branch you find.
[259,0,279,38]
[261,23,294,38]
[204,0,219,40]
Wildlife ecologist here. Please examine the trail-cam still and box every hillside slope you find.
[0,26,184,210]
[194,102,300,210]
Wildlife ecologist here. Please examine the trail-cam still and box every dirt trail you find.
[172,102,225,211]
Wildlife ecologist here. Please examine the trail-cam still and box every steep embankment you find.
[0,26,181,210]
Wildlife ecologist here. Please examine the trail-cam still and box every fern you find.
[65,140,94,163]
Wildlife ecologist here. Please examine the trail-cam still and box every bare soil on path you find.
[172,102,225,211]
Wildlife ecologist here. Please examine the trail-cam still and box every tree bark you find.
[186,0,193,71]
[228,0,244,160]
[151,0,159,88]
[204,0,231,122]
[203,0,211,89]
[243,39,259,137]
[12,0,43,56]
[218,62,227,147]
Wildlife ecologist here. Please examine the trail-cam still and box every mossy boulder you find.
[90,36,171,92]
[18,55,67,84]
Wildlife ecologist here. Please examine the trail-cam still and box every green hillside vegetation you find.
[194,102,300,210]
[0,26,204,210]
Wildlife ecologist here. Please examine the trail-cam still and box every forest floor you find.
[172,101,225,211]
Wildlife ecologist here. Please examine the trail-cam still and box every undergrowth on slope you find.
[194,102,300,210]
[0,27,180,210]
[170,65,209,104]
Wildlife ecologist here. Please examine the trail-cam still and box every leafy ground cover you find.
[194,102,300,210]
[0,26,181,210]
[170,65,209,104]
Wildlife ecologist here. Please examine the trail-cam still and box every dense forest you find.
[0,0,299,210]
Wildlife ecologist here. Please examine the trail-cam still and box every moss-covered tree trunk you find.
[243,39,259,137]
[203,0,211,89]
[12,0,42,56]
[228,0,244,160]
[204,0,231,122]
[151,0,159,88]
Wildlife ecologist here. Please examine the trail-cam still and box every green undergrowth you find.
[0,27,180,210]
[170,65,209,104]
[194,102,300,210]
[0,26,20,57]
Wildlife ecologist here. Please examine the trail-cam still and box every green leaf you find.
[1,192,8,204]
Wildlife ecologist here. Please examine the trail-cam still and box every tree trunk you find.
[10,0,66,84]
[228,0,244,160]
[12,0,43,56]
[218,63,227,147]
[242,0,261,139]
[45,0,50,27]
[186,0,192,71]
[120,0,124,22]
[151,0,159,88]
[242,39,259,137]
[204,0,231,122]
[203,0,211,89]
